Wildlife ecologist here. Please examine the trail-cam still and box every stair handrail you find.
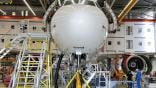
[8,38,27,88]
[34,39,47,88]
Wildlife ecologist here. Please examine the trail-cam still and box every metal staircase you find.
[9,33,52,88]
[82,64,111,88]
[83,64,98,82]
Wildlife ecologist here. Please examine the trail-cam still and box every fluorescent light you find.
[23,0,36,16]
[0,9,6,15]
[12,12,16,16]
[25,10,28,16]
[21,10,24,16]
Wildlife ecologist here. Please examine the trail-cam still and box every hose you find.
[54,54,64,88]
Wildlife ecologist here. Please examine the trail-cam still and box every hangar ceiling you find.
[0,0,155,17]
[113,0,156,9]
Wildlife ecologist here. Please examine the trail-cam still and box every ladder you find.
[9,33,52,88]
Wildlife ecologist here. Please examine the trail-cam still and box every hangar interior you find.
[0,0,156,88]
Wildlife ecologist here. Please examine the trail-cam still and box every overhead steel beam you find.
[0,6,43,11]
[113,5,156,10]
[0,9,6,15]
[110,0,116,8]
[118,0,139,23]
[43,0,48,9]
[0,6,44,16]
[39,0,47,12]
[23,0,36,16]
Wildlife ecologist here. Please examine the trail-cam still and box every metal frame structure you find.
[118,0,139,23]
[8,33,52,88]
[58,63,111,88]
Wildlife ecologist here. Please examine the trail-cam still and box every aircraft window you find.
[147,28,151,32]
[126,40,133,49]
[33,26,37,30]
[32,41,35,43]
[1,39,4,43]
[11,25,15,29]
[24,25,27,30]
[126,26,133,35]
[139,42,142,46]
[117,41,120,45]
[53,24,56,28]
[148,42,151,46]
[102,25,105,29]
[138,28,142,33]
[108,41,112,45]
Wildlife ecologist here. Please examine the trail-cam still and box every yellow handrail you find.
[82,77,91,88]
[65,71,78,88]
[65,70,91,88]
[76,72,82,88]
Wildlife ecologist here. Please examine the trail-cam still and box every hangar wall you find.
[0,19,45,48]
[0,19,156,55]
[102,21,156,54]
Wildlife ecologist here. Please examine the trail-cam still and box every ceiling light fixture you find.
[23,0,36,16]
[12,12,16,16]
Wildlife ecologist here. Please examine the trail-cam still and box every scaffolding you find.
[9,33,52,88]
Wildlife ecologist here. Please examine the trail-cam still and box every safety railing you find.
[8,38,27,88]
[109,81,136,88]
